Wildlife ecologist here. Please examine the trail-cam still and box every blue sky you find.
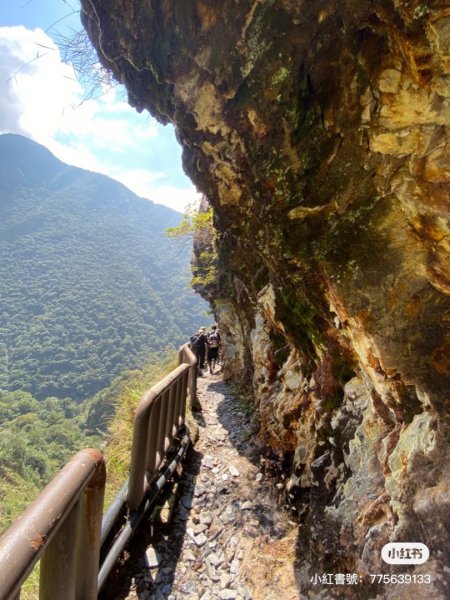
[0,0,199,212]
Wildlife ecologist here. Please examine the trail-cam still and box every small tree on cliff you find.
[165,199,217,292]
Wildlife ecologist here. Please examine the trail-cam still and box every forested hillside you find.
[0,388,97,531]
[0,351,178,534]
[0,133,206,401]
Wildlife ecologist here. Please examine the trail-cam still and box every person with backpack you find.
[190,327,208,371]
[206,325,221,374]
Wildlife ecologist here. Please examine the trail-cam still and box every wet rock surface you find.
[109,372,299,600]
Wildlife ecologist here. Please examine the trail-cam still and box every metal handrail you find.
[127,343,197,510]
[97,342,197,591]
[0,448,105,600]
[98,426,190,592]
[0,343,198,599]
[179,342,198,410]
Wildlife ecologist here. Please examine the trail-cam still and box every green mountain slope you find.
[0,133,204,401]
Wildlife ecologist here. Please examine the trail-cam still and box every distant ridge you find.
[0,133,154,205]
[0,133,205,401]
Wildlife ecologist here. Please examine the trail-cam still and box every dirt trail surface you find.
[108,372,300,600]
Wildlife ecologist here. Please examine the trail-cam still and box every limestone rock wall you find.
[81,1,450,597]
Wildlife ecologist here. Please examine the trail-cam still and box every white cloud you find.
[0,25,195,212]
[52,94,160,150]
[47,138,107,174]
[114,168,166,190]
[150,185,201,213]
[0,26,81,143]
[113,169,201,213]
[0,27,160,146]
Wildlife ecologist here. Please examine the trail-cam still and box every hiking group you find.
[190,325,221,375]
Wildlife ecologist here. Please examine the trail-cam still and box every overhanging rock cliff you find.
[81,2,450,597]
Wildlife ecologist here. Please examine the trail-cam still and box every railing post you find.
[39,450,105,600]
[74,456,106,599]
[0,449,105,600]
[127,362,191,511]
[39,501,80,599]
[190,364,198,409]
[180,368,189,427]
[179,343,198,410]
[146,394,162,481]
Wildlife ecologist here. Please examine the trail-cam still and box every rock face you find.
[81,1,450,597]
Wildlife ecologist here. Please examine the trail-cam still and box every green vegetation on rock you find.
[165,205,218,292]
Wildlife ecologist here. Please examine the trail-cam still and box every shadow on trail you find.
[190,395,206,429]
[205,377,290,541]
[206,378,261,467]
[100,444,204,600]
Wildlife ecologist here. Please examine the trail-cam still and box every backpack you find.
[208,332,219,348]
[190,333,202,348]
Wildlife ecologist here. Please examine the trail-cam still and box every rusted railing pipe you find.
[0,448,105,600]
[179,342,198,410]
[98,425,190,592]
[127,344,196,511]
[0,342,196,598]
[101,480,129,545]
[127,363,190,510]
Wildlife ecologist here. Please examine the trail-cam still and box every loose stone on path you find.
[117,371,299,600]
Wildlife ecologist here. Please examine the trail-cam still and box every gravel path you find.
[105,371,299,600]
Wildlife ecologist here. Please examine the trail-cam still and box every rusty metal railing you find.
[0,448,105,600]
[179,342,198,411]
[127,342,196,510]
[0,343,197,599]
[97,343,197,591]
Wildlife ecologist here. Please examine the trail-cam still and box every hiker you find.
[190,327,208,371]
[206,325,221,374]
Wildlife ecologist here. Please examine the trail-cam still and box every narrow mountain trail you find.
[108,371,300,600]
